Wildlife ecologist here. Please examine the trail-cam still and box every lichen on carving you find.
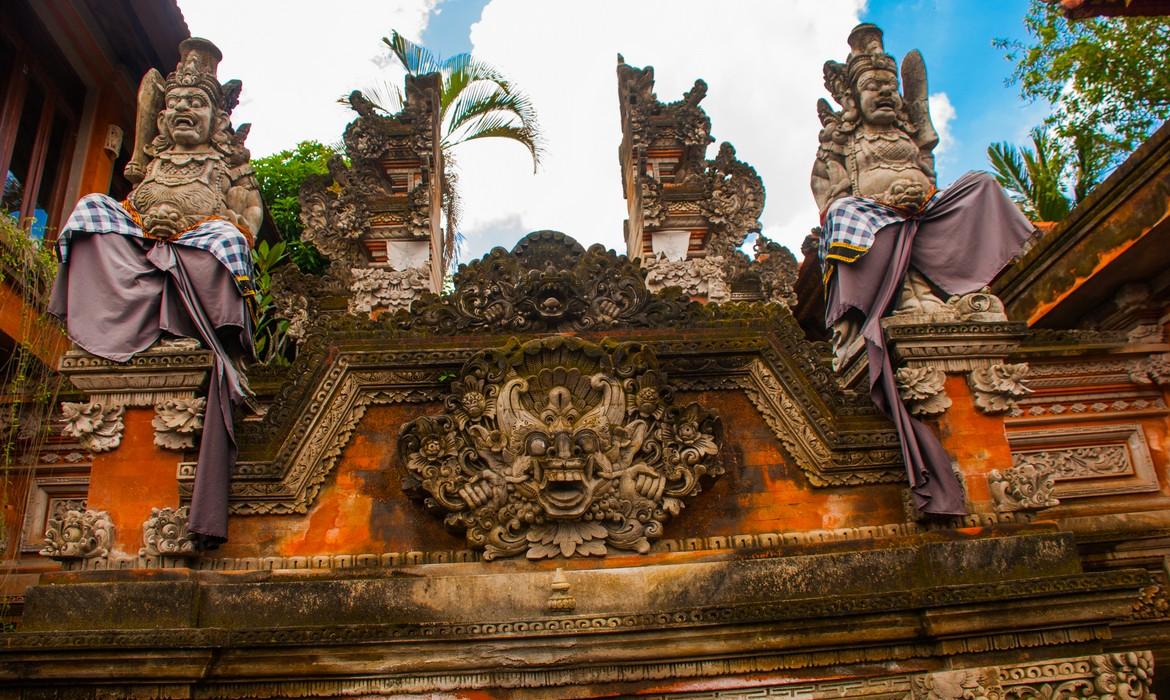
[398,336,724,560]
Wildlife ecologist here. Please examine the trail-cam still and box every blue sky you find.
[422,0,1050,186]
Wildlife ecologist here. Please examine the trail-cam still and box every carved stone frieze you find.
[969,363,1032,414]
[988,462,1059,512]
[702,142,766,259]
[394,231,703,335]
[140,506,196,558]
[40,506,113,560]
[152,397,205,450]
[895,366,951,416]
[399,336,723,559]
[349,266,431,315]
[1132,584,1170,620]
[1008,424,1159,499]
[59,345,212,407]
[60,401,124,453]
[884,321,1027,374]
[642,255,731,303]
[1128,353,1170,386]
[903,652,1157,700]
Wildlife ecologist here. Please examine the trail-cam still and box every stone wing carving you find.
[398,336,724,560]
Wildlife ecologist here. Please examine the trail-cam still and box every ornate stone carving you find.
[813,24,937,212]
[140,506,196,558]
[40,506,114,560]
[280,75,442,325]
[1090,652,1156,700]
[394,231,702,335]
[59,345,213,407]
[1008,425,1159,500]
[60,401,124,453]
[702,143,766,259]
[1128,353,1170,386]
[152,397,205,450]
[988,463,1059,512]
[895,366,951,416]
[546,568,576,613]
[398,336,723,560]
[349,266,431,315]
[969,362,1032,414]
[642,255,731,303]
[909,668,1001,700]
[1131,584,1170,620]
[124,38,262,240]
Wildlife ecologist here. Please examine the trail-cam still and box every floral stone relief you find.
[398,336,724,560]
[60,401,124,453]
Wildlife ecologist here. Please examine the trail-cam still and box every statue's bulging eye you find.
[575,431,598,454]
[526,433,548,456]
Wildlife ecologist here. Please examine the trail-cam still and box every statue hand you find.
[620,464,665,502]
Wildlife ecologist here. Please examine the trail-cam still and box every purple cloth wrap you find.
[825,172,1034,515]
[49,223,254,543]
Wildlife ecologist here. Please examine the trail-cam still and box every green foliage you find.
[251,240,292,366]
[987,125,1118,221]
[996,2,1170,152]
[357,30,544,268]
[0,213,65,569]
[251,141,333,273]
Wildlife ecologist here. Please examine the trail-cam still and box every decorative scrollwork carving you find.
[60,401,124,453]
[40,506,114,560]
[398,336,723,560]
[988,462,1059,512]
[140,506,196,557]
[152,397,206,450]
[394,231,703,335]
[895,366,951,417]
[969,363,1032,415]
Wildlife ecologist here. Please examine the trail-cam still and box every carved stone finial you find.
[60,401,124,453]
[969,363,1032,415]
[988,463,1059,512]
[547,568,576,613]
[152,397,206,450]
[140,506,197,558]
[398,336,723,560]
[40,507,114,560]
[895,366,951,416]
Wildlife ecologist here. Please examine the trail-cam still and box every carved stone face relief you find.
[398,336,723,560]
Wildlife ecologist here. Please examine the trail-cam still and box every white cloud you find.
[176,0,437,156]
[456,0,865,259]
[929,91,956,156]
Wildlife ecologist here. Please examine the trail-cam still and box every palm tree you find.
[988,128,1072,221]
[356,31,544,268]
[987,126,1119,222]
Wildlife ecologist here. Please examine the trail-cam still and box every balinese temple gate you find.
[2,24,1169,700]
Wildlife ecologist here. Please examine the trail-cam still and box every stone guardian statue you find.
[811,25,1035,517]
[50,38,261,546]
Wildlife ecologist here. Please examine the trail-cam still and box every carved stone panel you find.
[398,336,723,560]
[60,402,124,453]
[1008,424,1158,500]
[40,507,113,560]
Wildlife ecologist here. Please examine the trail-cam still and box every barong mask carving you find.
[124,38,262,240]
[813,24,938,211]
[398,337,724,560]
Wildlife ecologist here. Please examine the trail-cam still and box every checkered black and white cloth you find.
[58,194,254,292]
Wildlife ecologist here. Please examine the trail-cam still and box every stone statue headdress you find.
[125,37,247,183]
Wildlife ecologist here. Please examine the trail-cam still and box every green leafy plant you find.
[251,141,334,274]
[996,2,1170,154]
[250,239,292,366]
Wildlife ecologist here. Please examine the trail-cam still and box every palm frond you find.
[383,30,443,75]
[987,142,1033,204]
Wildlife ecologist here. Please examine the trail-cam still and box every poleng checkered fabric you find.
[58,194,254,292]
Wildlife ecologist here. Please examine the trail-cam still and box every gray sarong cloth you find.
[825,171,1034,515]
[49,232,253,543]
